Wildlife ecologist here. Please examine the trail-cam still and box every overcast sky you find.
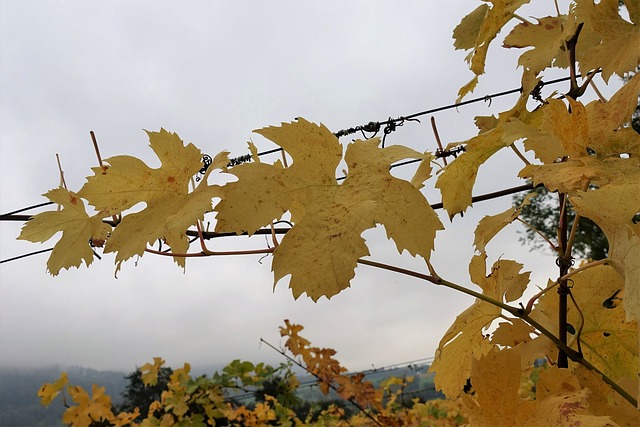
[0,0,617,374]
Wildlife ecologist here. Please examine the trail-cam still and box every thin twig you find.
[260,338,383,427]
[565,213,581,258]
[509,143,530,166]
[524,258,609,313]
[56,154,67,191]
[588,78,607,102]
[567,289,584,356]
[515,217,557,252]
[89,131,103,166]
[145,246,274,257]
[430,117,447,166]
[356,258,516,313]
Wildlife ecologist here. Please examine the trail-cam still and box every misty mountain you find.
[0,365,128,427]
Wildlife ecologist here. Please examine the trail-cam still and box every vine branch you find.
[356,257,637,409]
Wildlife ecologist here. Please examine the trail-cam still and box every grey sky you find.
[0,1,614,373]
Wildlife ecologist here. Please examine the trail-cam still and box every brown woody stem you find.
[356,257,637,409]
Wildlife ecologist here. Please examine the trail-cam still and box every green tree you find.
[514,186,609,260]
[117,366,173,419]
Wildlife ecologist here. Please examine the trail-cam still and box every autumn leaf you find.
[503,15,574,74]
[462,347,616,426]
[575,0,640,82]
[519,76,640,193]
[279,319,311,358]
[503,14,601,76]
[473,192,535,254]
[78,129,227,271]
[62,385,115,427]
[452,0,531,99]
[304,347,346,394]
[532,264,639,383]
[429,254,530,398]
[38,372,68,407]
[18,188,111,276]
[571,189,640,326]
[140,357,166,386]
[574,365,640,426]
[335,373,382,409]
[436,70,539,218]
[215,118,442,300]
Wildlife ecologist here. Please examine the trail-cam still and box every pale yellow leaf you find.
[430,255,530,398]
[78,129,222,270]
[216,118,442,300]
[17,188,111,276]
[38,372,68,407]
[503,15,574,73]
[473,192,535,254]
[453,4,489,50]
[462,348,617,427]
[575,0,640,82]
[533,264,639,382]
[453,0,531,79]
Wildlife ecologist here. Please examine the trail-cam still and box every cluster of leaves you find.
[514,185,610,260]
[38,321,468,426]
[20,0,640,424]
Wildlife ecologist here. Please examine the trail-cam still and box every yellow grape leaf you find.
[279,319,311,358]
[533,264,639,382]
[435,128,507,218]
[503,15,573,74]
[456,76,480,103]
[519,78,640,193]
[502,106,566,164]
[215,118,442,300]
[453,3,489,51]
[429,254,530,398]
[572,187,640,326]
[304,347,346,394]
[575,0,640,82]
[18,188,111,276]
[78,129,227,271]
[62,385,115,427]
[585,72,640,158]
[38,372,68,407]
[140,357,166,386]
[574,365,640,426]
[437,70,539,218]
[473,192,535,254]
[112,409,141,427]
[462,348,616,427]
[452,0,530,97]
[409,152,434,189]
[490,318,535,348]
[335,373,382,409]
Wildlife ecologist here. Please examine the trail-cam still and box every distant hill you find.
[0,366,128,427]
[0,362,441,426]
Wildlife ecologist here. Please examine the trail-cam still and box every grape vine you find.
[4,0,640,425]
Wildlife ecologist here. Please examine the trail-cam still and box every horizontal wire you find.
[1,201,54,217]
[0,248,53,264]
[0,183,536,263]
[1,73,555,262]
[227,74,573,166]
